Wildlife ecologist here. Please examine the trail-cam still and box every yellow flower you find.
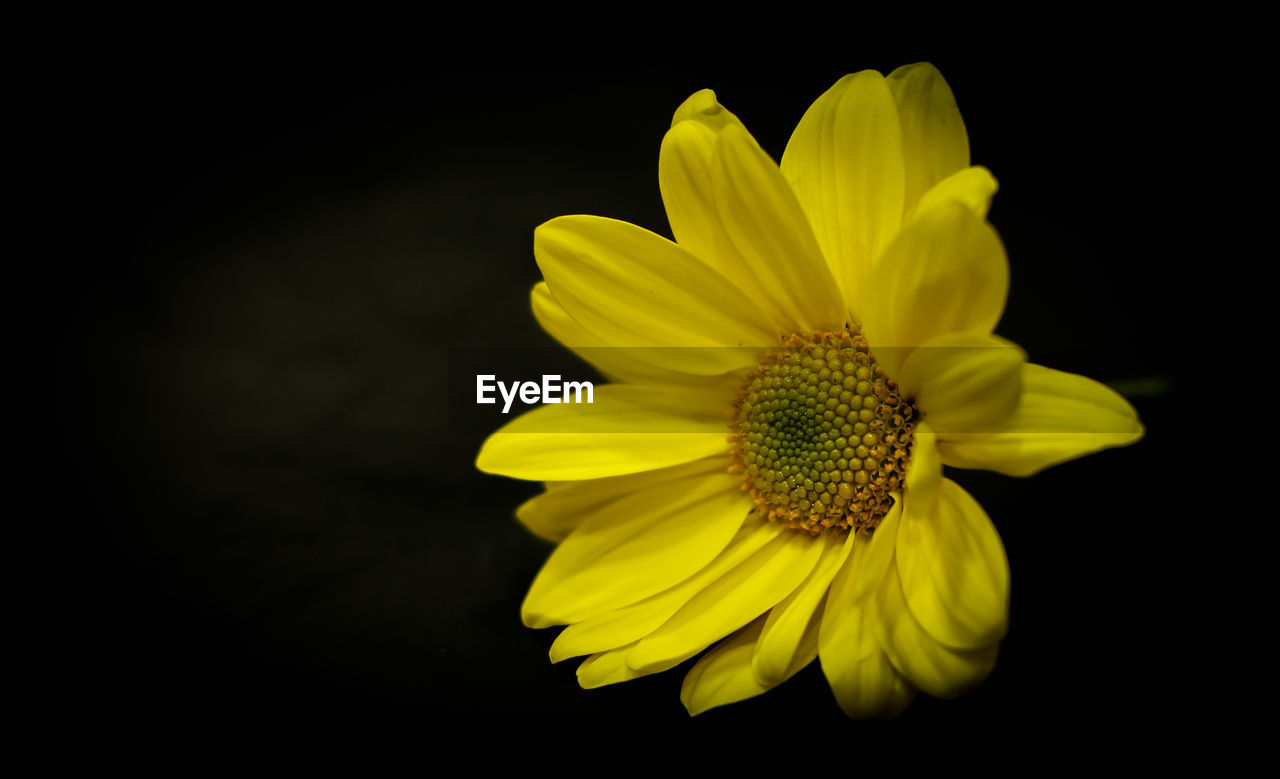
[475,63,1144,718]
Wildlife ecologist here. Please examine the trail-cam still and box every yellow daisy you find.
[475,63,1144,718]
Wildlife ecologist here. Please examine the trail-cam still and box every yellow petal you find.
[627,528,826,673]
[823,629,916,719]
[659,92,789,329]
[906,423,942,513]
[577,642,647,689]
[861,201,1009,380]
[712,124,845,332]
[896,478,1009,649]
[535,215,775,374]
[781,70,905,318]
[522,471,748,627]
[887,62,970,220]
[819,532,915,718]
[752,531,851,687]
[515,485,582,543]
[680,617,771,716]
[937,363,1145,476]
[671,86,743,130]
[874,558,998,699]
[548,518,784,662]
[515,455,729,542]
[898,332,1025,434]
[475,383,732,481]
[913,166,998,222]
[820,533,884,663]
[670,616,827,719]
[531,282,703,386]
[662,91,747,271]
[848,497,904,605]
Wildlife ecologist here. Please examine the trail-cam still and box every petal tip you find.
[680,694,706,717]
[474,436,522,479]
[548,642,572,664]
[672,88,737,131]
[520,600,557,630]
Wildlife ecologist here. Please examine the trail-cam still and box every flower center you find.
[729,327,918,536]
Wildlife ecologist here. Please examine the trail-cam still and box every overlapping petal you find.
[549,519,784,662]
[905,423,942,514]
[822,605,916,717]
[475,383,733,481]
[660,88,748,267]
[898,331,1025,434]
[515,456,730,542]
[577,642,646,689]
[937,363,1144,476]
[874,557,998,699]
[860,201,1010,380]
[822,606,917,719]
[535,215,776,375]
[530,282,708,386]
[753,531,851,686]
[521,470,748,628]
[712,124,845,332]
[679,617,772,716]
[886,62,970,219]
[626,528,826,673]
[659,90,792,330]
[820,506,901,654]
[818,514,916,719]
[896,477,1009,650]
[782,70,905,318]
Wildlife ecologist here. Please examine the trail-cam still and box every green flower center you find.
[729,328,918,536]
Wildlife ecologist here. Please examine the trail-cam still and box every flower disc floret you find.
[730,328,917,535]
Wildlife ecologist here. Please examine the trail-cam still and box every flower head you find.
[476,64,1143,718]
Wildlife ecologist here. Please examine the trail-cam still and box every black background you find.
[23,40,1193,753]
